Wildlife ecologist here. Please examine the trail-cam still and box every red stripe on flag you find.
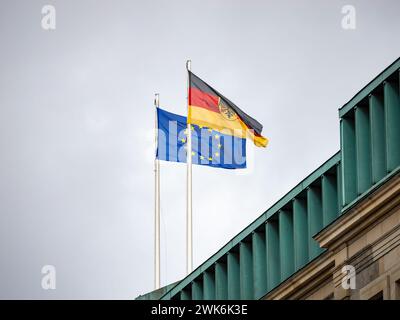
[189,87,220,113]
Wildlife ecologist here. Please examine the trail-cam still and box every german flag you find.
[188,72,268,147]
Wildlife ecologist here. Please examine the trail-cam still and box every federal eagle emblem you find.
[218,98,238,121]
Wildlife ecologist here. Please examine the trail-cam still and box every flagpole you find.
[186,60,193,275]
[154,93,161,289]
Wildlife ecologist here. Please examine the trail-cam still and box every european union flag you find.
[156,108,246,169]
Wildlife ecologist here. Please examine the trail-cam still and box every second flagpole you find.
[154,93,161,289]
[186,60,193,275]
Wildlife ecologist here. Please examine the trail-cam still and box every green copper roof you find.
[339,57,400,118]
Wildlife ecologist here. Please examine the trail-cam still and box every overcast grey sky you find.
[0,0,399,299]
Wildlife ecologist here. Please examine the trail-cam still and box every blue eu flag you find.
[156,108,246,169]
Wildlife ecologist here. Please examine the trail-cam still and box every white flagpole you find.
[186,60,193,275]
[154,93,161,289]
